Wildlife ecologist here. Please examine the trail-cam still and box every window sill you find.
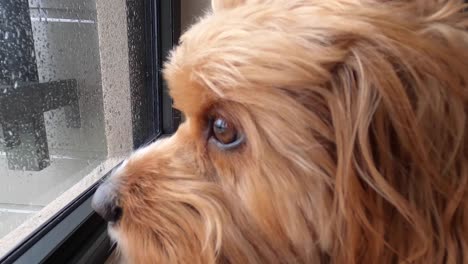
[0,156,124,257]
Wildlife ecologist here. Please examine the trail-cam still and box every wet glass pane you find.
[0,0,145,250]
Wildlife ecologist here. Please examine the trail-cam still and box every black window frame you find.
[0,0,181,263]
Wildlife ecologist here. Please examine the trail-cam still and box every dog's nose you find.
[92,181,122,223]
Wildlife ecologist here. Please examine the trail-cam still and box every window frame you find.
[0,0,181,263]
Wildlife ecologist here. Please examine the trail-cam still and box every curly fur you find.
[106,0,468,263]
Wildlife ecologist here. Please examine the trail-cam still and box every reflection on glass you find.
[0,0,107,240]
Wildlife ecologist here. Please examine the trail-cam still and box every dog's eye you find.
[210,117,244,149]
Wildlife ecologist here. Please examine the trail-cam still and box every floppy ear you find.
[211,0,247,12]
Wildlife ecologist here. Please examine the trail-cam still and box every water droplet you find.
[14,81,18,89]
[4,32,9,40]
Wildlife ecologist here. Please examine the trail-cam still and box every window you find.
[0,0,181,262]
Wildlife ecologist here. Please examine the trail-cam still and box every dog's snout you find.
[92,182,122,223]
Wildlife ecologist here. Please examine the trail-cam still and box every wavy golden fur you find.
[106,0,468,263]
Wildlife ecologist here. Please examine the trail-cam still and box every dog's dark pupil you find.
[214,119,227,132]
[213,118,236,143]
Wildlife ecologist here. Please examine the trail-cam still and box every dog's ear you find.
[211,0,246,12]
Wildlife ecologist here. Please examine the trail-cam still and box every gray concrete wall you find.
[96,0,134,157]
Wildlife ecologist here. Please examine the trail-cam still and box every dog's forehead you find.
[163,6,287,117]
[163,2,342,118]
[165,64,216,118]
[163,24,236,117]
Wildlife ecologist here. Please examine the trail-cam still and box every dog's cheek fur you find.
[112,129,222,263]
[118,182,224,264]
[208,103,335,262]
[113,126,280,264]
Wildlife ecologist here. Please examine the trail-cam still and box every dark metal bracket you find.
[0,79,80,171]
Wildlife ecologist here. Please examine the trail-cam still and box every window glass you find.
[0,0,146,253]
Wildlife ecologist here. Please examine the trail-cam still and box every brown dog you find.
[92,0,468,263]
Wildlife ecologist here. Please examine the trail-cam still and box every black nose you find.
[92,181,122,222]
